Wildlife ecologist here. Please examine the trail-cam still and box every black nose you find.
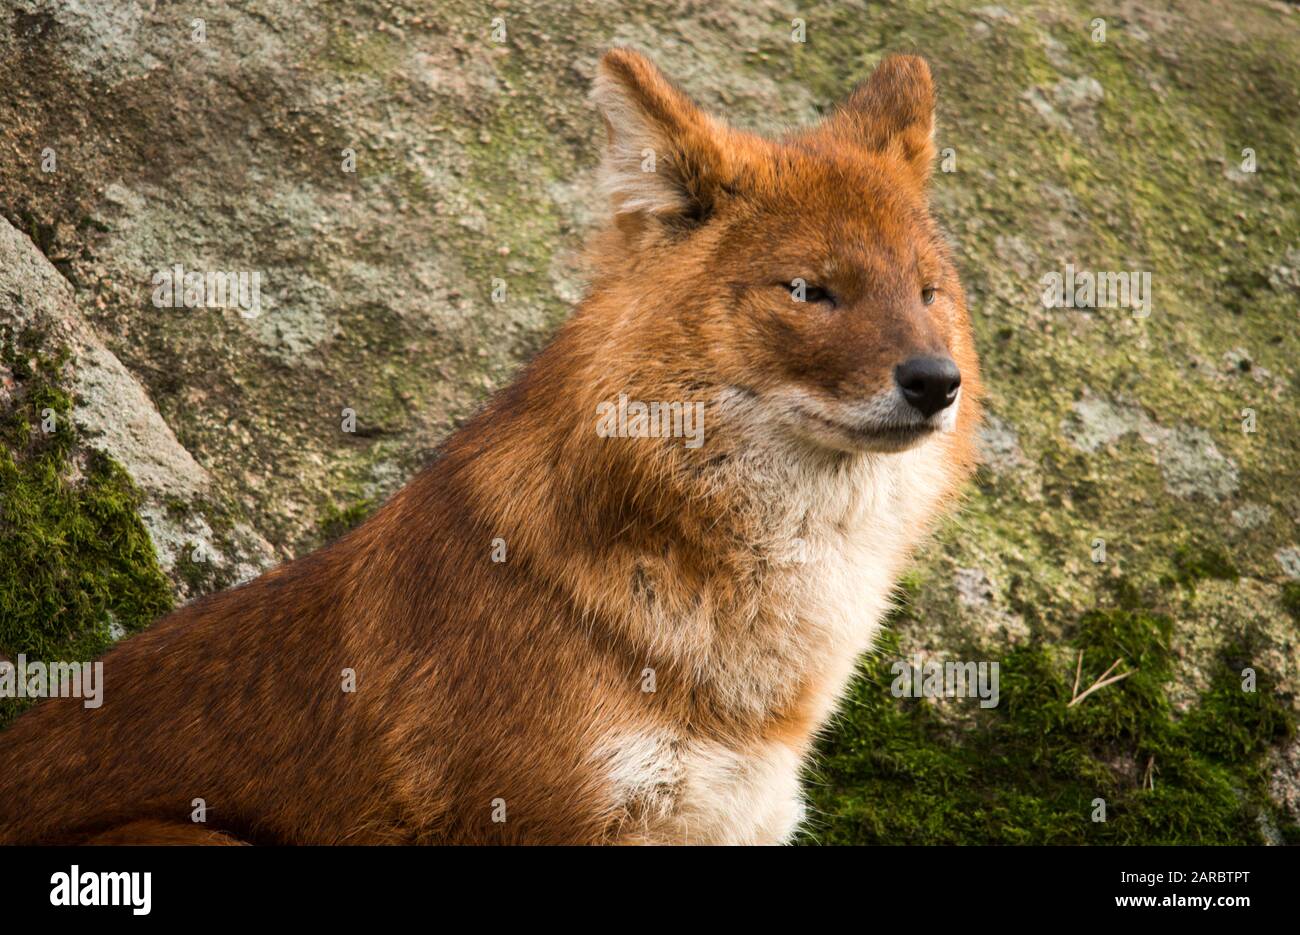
[894,356,961,417]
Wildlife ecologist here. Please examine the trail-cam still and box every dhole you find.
[0,49,980,845]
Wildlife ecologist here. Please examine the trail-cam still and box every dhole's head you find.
[586,48,980,456]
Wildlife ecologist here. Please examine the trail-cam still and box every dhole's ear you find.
[828,55,936,184]
[591,48,729,226]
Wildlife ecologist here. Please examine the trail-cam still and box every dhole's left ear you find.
[591,48,731,226]
[826,55,936,185]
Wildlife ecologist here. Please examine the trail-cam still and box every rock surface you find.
[0,220,210,497]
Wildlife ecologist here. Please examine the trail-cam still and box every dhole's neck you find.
[448,297,861,563]
[414,297,959,721]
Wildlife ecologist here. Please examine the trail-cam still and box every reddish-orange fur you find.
[0,50,980,845]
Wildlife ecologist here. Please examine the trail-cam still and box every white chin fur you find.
[746,385,959,455]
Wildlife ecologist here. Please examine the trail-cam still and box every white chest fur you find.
[601,731,806,844]
[602,438,953,844]
[703,437,952,716]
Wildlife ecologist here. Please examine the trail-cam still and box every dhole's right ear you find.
[591,48,730,227]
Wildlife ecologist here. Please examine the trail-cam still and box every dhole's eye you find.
[782,281,837,308]
[921,286,937,306]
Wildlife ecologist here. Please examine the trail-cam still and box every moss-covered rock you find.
[0,328,173,728]
[802,607,1296,844]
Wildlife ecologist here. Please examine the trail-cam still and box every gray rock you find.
[977,414,1027,474]
[1052,76,1104,109]
[0,218,210,500]
[1063,396,1239,501]
[0,216,275,593]
[1276,547,1300,580]
[1231,503,1273,530]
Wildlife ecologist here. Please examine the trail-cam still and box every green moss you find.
[802,608,1296,845]
[1183,643,1294,763]
[1281,582,1300,622]
[318,497,375,543]
[321,27,401,80]
[1167,542,1241,588]
[174,540,222,595]
[0,331,173,728]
